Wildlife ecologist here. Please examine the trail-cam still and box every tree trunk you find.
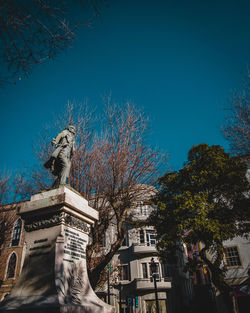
[232,293,239,313]
[199,248,237,313]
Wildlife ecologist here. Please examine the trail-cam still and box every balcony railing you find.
[134,277,172,290]
[132,243,157,254]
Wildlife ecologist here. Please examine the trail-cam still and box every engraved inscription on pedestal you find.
[30,238,51,258]
[24,212,91,233]
[63,228,86,262]
[25,213,61,232]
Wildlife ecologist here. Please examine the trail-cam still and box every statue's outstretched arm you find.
[52,130,67,146]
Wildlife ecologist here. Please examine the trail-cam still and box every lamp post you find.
[107,267,110,304]
[119,283,122,313]
[150,257,160,313]
[107,263,111,304]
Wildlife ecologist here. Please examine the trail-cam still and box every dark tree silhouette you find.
[149,144,250,313]
[0,0,106,85]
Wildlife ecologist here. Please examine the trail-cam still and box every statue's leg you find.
[52,177,60,188]
[59,157,70,185]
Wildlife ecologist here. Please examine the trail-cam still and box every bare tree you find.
[84,100,162,288]
[223,70,250,156]
[16,99,163,288]
[0,0,106,85]
[0,172,11,205]
[0,171,18,205]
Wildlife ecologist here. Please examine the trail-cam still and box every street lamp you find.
[119,283,123,313]
[107,266,110,304]
[150,257,160,313]
[107,262,113,304]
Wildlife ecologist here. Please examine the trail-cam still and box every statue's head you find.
[67,125,76,135]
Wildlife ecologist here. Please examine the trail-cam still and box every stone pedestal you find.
[0,186,115,313]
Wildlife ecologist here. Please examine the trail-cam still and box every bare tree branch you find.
[0,0,106,84]
[223,68,250,156]
[16,99,164,288]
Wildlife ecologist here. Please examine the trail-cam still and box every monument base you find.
[0,186,115,313]
[0,306,112,313]
[0,305,112,313]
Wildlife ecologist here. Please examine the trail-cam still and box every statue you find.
[44,125,76,187]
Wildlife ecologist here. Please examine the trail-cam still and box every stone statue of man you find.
[44,125,76,187]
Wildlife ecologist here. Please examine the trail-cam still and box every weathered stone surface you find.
[18,186,98,224]
[0,187,115,313]
[44,125,76,187]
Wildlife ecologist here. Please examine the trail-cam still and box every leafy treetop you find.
[149,144,249,295]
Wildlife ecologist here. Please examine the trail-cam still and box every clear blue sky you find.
[0,0,249,174]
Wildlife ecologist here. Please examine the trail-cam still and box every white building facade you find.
[96,197,193,313]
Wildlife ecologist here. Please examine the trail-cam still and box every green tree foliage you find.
[149,144,249,311]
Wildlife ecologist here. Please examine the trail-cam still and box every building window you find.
[145,300,167,313]
[6,253,17,279]
[139,229,145,244]
[161,263,170,277]
[224,246,241,267]
[11,219,22,246]
[122,233,129,246]
[150,262,160,280]
[143,205,149,216]
[142,263,148,278]
[119,264,129,280]
[139,229,157,246]
[137,202,152,216]
[146,230,156,246]
[137,201,143,214]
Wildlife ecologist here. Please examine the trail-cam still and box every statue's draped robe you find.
[44,129,75,185]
